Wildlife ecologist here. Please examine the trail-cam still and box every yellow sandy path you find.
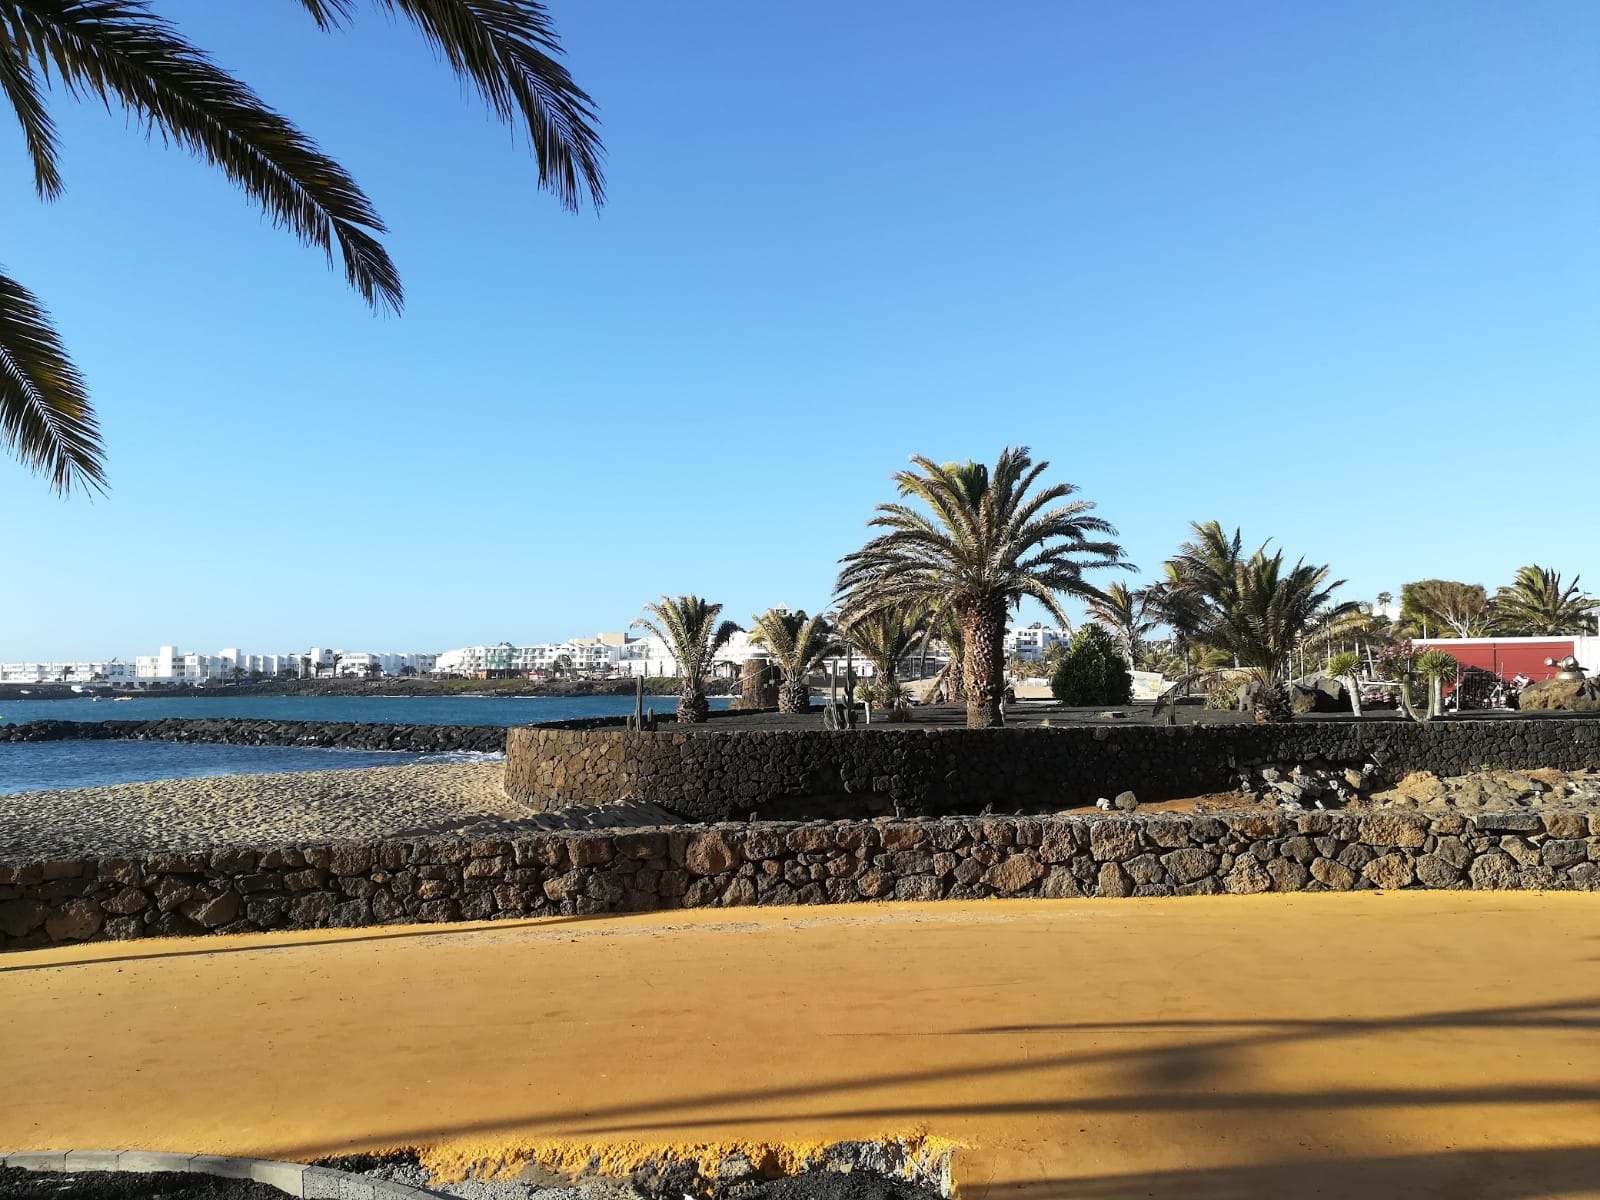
[5,894,1600,1198]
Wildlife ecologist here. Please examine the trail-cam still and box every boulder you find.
[1520,677,1600,712]
[1290,677,1349,714]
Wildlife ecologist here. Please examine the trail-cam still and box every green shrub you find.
[1050,625,1133,706]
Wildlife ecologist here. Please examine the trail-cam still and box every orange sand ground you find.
[5,894,1600,1198]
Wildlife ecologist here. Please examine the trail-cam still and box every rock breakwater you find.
[0,718,505,754]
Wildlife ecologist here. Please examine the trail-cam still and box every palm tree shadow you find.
[253,994,1600,1193]
[983,1146,1600,1199]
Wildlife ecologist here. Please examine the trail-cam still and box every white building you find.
[1004,624,1070,662]
[433,622,966,683]
[0,658,136,685]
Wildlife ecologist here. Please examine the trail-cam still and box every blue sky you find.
[5,0,1597,660]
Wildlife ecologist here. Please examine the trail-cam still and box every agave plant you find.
[837,447,1126,728]
[632,596,740,724]
[1,0,604,494]
[747,608,839,714]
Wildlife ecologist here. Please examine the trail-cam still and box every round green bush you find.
[1050,625,1133,706]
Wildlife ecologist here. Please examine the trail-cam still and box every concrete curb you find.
[0,1151,444,1200]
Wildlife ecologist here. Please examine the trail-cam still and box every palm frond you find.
[633,595,740,682]
[0,267,103,493]
[288,0,604,211]
[10,0,403,309]
[0,33,62,197]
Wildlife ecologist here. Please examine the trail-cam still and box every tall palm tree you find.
[1166,521,1357,722]
[840,603,929,686]
[1082,581,1157,668]
[632,595,740,724]
[748,608,839,714]
[836,447,1127,728]
[1490,566,1597,636]
[1,0,604,494]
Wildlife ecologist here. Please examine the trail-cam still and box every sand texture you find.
[0,762,679,862]
[5,894,1600,1198]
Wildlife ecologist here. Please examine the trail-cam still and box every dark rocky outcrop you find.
[1521,678,1600,713]
[0,718,505,754]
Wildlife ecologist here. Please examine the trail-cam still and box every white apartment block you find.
[1004,625,1070,662]
[433,626,956,682]
[128,645,435,684]
[0,659,136,685]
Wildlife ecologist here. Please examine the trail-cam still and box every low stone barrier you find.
[0,718,506,754]
[3,808,1598,952]
[503,718,1600,820]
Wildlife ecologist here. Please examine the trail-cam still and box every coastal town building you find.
[0,658,136,685]
[434,627,957,682]
[1004,624,1070,662]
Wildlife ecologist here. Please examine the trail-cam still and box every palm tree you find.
[1490,566,1597,636]
[923,608,968,704]
[840,603,929,686]
[747,609,839,713]
[632,595,741,724]
[836,447,1127,728]
[1165,521,1357,722]
[1083,581,1157,668]
[1,0,604,494]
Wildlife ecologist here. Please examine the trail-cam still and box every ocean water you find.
[0,693,726,795]
[0,741,492,797]
[0,693,725,728]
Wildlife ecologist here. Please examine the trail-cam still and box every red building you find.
[1411,637,1590,683]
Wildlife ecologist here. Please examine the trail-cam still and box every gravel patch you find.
[330,1153,944,1200]
[0,763,681,862]
[0,1167,285,1200]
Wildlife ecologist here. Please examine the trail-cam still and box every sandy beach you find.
[0,762,678,862]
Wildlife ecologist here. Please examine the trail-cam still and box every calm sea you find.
[0,693,715,727]
[0,694,728,796]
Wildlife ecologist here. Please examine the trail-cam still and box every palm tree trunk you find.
[1250,673,1294,723]
[677,678,709,724]
[778,677,810,714]
[960,597,1008,728]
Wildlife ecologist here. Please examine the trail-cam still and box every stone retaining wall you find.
[503,718,1600,821]
[4,808,1599,952]
[0,719,506,754]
